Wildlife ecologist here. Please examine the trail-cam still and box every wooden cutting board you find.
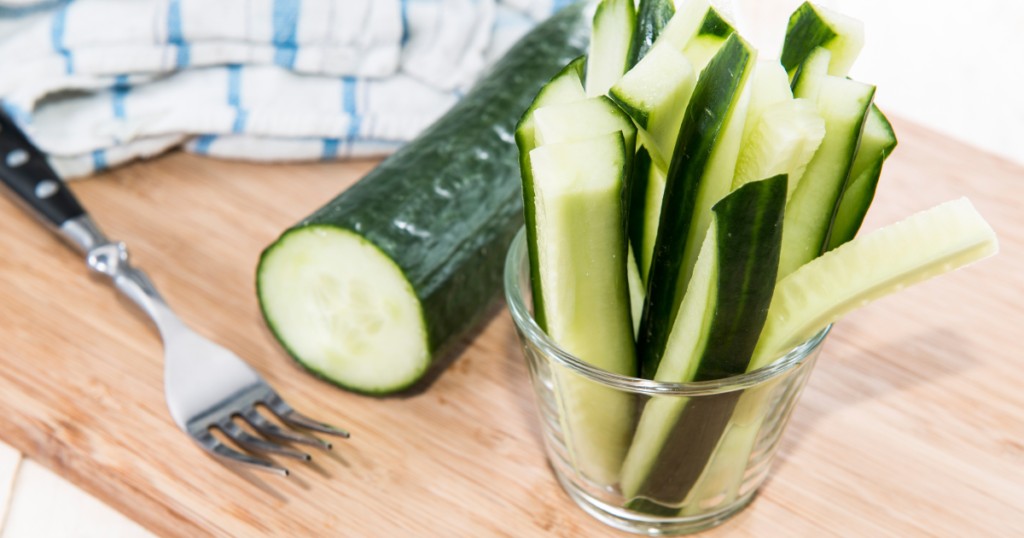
[0,117,1021,537]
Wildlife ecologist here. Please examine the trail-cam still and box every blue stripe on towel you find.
[552,0,575,13]
[342,77,360,139]
[273,0,301,68]
[51,5,72,73]
[400,0,409,45]
[227,65,248,133]
[112,75,129,119]
[194,135,217,154]
[322,139,340,160]
[2,100,32,125]
[92,149,107,171]
[168,0,190,67]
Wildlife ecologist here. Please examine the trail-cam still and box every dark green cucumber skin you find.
[628,146,653,257]
[608,91,650,130]
[827,156,882,251]
[780,1,835,75]
[258,3,593,395]
[698,8,734,38]
[516,55,587,332]
[637,34,754,380]
[629,175,787,509]
[626,0,675,70]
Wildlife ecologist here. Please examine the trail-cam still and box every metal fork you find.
[0,112,348,476]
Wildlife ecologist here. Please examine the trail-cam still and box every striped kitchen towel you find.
[0,0,573,178]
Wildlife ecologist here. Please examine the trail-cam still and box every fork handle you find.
[0,111,109,253]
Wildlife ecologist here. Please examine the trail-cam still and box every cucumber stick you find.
[751,198,999,370]
[587,0,636,98]
[827,105,898,250]
[657,0,737,72]
[740,61,794,147]
[258,4,593,395]
[516,57,588,332]
[626,0,675,69]
[732,98,825,201]
[533,96,637,175]
[781,1,864,79]
[609,44,697,170]
[638,33,756,379]
[640,160,668,284]
[621,175,787,507]
[531,132,637,486]
[777,73,875,280]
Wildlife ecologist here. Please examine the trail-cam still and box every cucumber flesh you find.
[534,96,638,161]
[827,154,882,250]
[640,160,668,284]
[515,57,588,331]
[790,46,831,101]
[781,1,864,80]
[732,98,826,201]
[751,198,999,370]
[259,227,429,394]
[740,61,794,151]
[638,33,756,379]
[778,75,875,280]
[848,104,898,186]
[531,132,637,486]
[626,0,676,69]
[621,175,787,507]
[656,0,737,73]
[587,0,637,98]
[827,105,898,250]
[609,43,697,170]
[627,244,645,337]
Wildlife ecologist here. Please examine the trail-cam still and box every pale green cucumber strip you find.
[680,7,736,73]
[587,0,636,98]
[638,33,756,379]
[751,198,999,370]
[531,131,637,486]
[259,226,429,394]
[827,154,882,250]
[849,104,898,184]
[790,46,831,101]
[656,0,737,72]
[780,1,864,79]
[732,98,825,202]
[640,160,667,284]
[778,75,874,280]
[626,0,675,69]
[515,57,588,331]
[628,244,645,338]
[533,95,638,177]
[609,43,697,169]
[739,61,794,149]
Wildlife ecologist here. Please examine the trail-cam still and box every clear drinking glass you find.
[504,228,829,535]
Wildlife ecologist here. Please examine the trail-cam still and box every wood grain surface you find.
[0,117,1021,537]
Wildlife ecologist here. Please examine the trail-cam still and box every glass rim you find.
[504,227,830,397]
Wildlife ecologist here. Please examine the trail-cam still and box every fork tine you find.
[195,430,289,476]
[218,419,312,461]
[241,407,333,450]
[264,393,351,438]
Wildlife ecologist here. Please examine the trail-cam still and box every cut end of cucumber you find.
[258,226,430,394]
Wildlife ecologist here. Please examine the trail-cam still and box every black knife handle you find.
[0,110,85,229]
[0,110,110,254]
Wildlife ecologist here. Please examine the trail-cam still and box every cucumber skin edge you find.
[256,3,594,395]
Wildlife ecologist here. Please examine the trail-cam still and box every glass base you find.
[554,468,757,536]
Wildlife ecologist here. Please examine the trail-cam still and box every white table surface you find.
[1,1,1020,536]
